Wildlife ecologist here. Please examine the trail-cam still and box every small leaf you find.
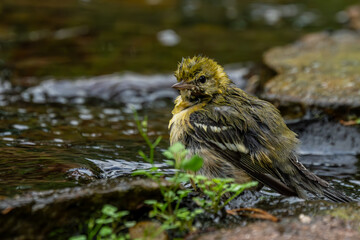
[144,199,157,205]
[204,190,215,197]
[164,160,175,166]
[163,150,174,159]
[138,150,149,162]
[193,208,204,214]
[99,226,112,236]
[168,142,186,154]
[116,210,130,218]
[132,170,149,176]
[180,155,203,171]
[124,221,136,228]
[96,218,113,224]
[193,175,208,182]
[69,235,86,240]
[153,136,162,147]
[102,205,117,216]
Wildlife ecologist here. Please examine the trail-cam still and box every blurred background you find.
[0,0,358,82]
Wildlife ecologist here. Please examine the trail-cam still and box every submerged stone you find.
[263,30,360,110]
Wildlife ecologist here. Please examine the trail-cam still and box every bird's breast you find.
[169,102,206,145]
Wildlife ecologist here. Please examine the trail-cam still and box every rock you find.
[0,178,166,240]
[263,30,360,110]
[288,119,360,155]
[346,5,360,30]
[21,67,249,105]
[192,204,360,240]
[298,214,311,224]
[326,203,360,230]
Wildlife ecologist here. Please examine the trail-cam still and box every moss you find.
[326,203,360,232]
[263,31,360,110]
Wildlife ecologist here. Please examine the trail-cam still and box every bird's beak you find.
[171,81,193,90]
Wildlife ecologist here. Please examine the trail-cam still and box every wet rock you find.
[287,118,360,178]
[192,203,360,240]
[263,30,360,110]
[65,167,96,183]
[21,68,249,105]
[22,73,177,105]
[288,119,360,155]
[0,178,166,240]
[346,5,360,30]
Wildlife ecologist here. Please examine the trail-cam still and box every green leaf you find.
[96,218,113,224]
[69,235,86,240]
[99,226,113,236]
[168,142,186,154]
[144,199,157,205]
[164,160,175,166]
[193,175,208,182]
[116,210,130,218]
[180,155,203,171]
[193,208,204,214]
[138,150,149,162]
[242,181,258,188]
[124,221,136,228]
[356,118,360,124]
[163,150,174,159]
[102,205,118,216]
[204,189,215,197]
[153,136,162,147]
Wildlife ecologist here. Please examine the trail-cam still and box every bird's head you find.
[173,56,231,103]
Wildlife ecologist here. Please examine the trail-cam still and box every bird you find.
[168,56,352,203]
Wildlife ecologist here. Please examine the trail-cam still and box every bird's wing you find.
[188,107,298,196]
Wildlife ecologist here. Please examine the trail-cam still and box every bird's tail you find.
[322,186,352,203]
[289,154,352,203]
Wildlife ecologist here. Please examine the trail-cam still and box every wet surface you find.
[1,71,359,200]
[0,98,172,196]
[263,30,360,109]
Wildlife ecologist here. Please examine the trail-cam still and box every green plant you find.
[133,111,162,165]
[69,205,135,240]
[132,111,258,232]
[132,112,204,232]
[192,176,258,213]
[70,112,258,239]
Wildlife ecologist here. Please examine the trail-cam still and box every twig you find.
[226,207,279,222]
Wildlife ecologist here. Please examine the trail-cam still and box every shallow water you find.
[0,0,359,212]
[1,87,359,202]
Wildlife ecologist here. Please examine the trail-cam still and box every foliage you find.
[69,205,135,240]
[132,114,205,232]
[132,112,256,232]
[192,176,257,213]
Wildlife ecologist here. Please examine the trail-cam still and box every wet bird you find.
[169,56,351,203]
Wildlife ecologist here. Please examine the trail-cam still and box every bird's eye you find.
[198,75,206,84]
